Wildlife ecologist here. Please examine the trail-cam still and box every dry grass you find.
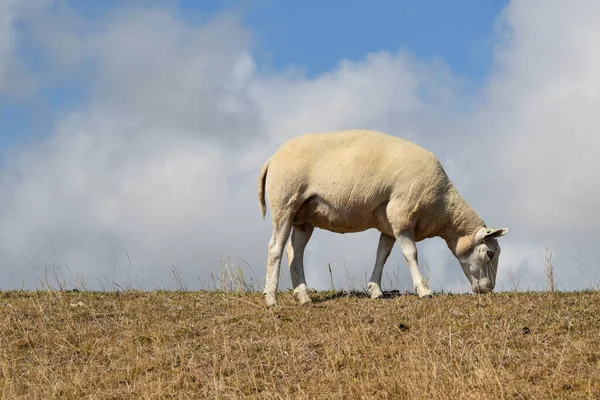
[0,289,599,399]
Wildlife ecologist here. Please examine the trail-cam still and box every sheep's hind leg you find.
[264,219,293,307]
[286,224,314,305]
[368,233,395,299]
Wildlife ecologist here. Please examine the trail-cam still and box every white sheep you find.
[258,129,507,307]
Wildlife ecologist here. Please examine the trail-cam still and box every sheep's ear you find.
[484,228,508,239]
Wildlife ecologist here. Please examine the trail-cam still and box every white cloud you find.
[470,0,600,289]
[1,0,600,293]
[0,0,46,98]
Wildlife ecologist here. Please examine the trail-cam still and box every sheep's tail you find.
[258,158,270,219]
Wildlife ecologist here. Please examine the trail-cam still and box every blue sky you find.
[238,0,507,79]
[1,0,507,151]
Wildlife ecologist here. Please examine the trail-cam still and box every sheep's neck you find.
[439,186,484,257]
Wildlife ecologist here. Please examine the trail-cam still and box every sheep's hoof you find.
[368,282,384,299]
[265,294,278,308]
[298,297,312,306]
[294,292,312,306]
[293,284,312,305]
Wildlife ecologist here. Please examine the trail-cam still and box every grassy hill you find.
[1,290,599,399]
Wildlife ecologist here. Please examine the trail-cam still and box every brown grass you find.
[0,290,599,399]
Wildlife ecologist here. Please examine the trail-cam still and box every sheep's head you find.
[457,227,508,294]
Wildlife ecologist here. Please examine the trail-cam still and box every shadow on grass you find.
[309,289,414,304]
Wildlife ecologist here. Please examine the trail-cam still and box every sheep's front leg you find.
[368,233,395,299]
[396,233,433,298]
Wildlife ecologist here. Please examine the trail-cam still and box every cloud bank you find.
[1,0,599,292]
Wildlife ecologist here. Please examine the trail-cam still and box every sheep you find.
[258,129,508,307]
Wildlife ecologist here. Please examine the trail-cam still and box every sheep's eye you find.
[486,250,495,259]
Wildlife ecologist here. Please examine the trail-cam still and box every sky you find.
[1,0,600,294]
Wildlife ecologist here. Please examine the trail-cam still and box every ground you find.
[0,290,599,399]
